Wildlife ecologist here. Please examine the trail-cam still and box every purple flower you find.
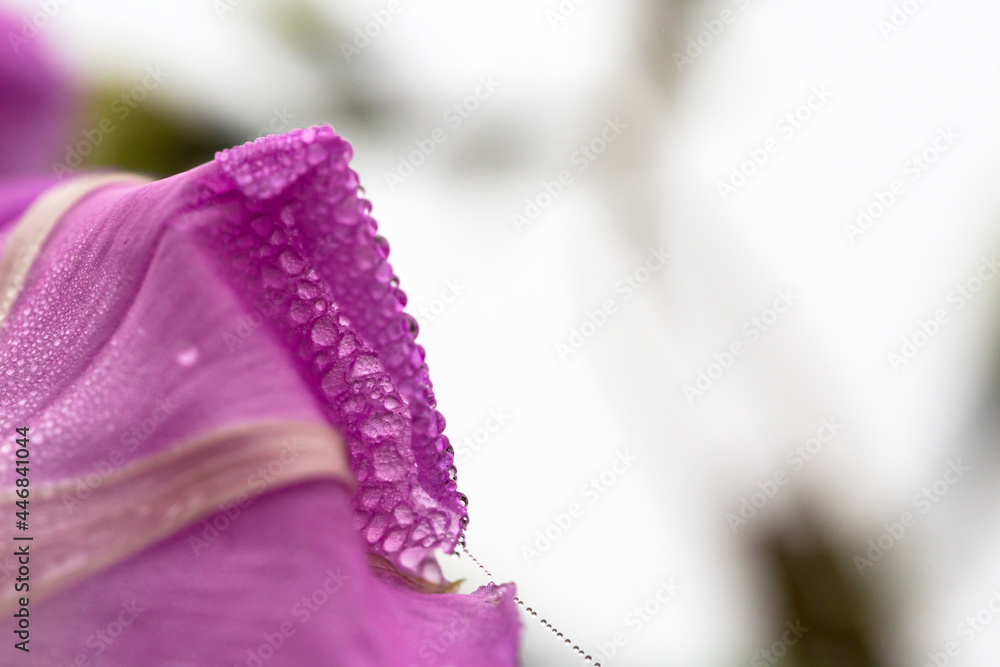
[0,16,519,666]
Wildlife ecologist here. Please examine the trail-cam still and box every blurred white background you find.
[8,0,1000,664]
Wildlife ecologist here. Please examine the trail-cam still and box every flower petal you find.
[1,126,517,664]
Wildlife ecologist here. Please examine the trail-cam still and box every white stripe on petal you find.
[0,173,152,325]
[0,420,353,611]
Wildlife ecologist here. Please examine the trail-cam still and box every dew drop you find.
[382,529,407,553]
[296,281,320,299]
[311,319,337,346]
[260,264,287,289]
[321,369,341,396]
[279,250,305,275]
[337,333,358,357]
[176,346,199,367]
[350,354,380,379]
[374,235,390,258]
[402,313,419,337]
[334,197,364,225]
[289,299,314,324]
[354,245,379,270]
[306,143,327,165]
[374,262,393,283]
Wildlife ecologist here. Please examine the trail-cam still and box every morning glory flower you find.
[0,15,520,665]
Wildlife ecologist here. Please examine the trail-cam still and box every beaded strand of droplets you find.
[455,535,601,666]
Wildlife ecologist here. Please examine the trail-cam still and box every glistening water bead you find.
[459,544,601,667]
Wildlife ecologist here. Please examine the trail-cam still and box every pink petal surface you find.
[1,127,520,665]
[23,482,519,666]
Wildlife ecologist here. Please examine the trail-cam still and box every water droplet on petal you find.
[354,245,379,270]
[337,333,358,357]
[311,318,337,346]
[402,314,419,337]
[289,299,314,324]
[382,530,407,553]
[374,235,390,258]
[306,143,327,165]
[176,346,199,367]
[334,197,364,225]
[321,369,341,396]
[294,282,318,301]
[349,354,380,379]
[374,262,393,283]
[279,250,306,275]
